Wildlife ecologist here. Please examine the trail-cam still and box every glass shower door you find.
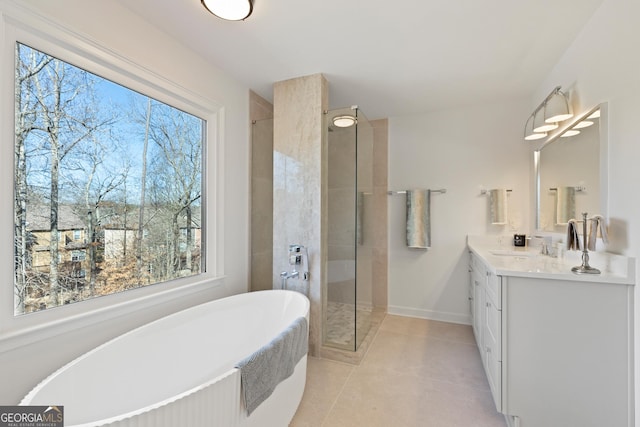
[324,107,373,351]
[354,108,373,350]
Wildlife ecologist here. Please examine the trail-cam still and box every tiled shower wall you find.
[249,80,388,357]
[371,119,388,309]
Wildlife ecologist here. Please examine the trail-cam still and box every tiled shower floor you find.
[324,301,372,350]
[290,314,507,427]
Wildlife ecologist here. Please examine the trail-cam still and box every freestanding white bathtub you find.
[21,290,310,427]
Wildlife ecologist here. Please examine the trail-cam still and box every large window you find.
[14,42,205,315]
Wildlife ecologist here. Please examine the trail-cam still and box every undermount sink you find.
[489,249,537,257]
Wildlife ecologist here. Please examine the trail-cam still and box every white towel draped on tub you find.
[406,189,431,249]
[556,186,576,225]
[489,189,508,225]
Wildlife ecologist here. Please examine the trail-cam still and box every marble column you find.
[273,74,328,356]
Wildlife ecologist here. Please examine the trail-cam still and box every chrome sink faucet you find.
[541,241,550,256]
[540,236,554,256]
[528,235,554,256]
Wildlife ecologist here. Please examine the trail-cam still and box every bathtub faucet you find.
[280,270,299,290]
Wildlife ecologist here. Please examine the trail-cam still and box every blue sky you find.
[20,42,203,205]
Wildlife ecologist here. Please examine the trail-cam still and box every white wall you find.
[530,0,640,422]
[0,0,250,403]
[388,99,531,323]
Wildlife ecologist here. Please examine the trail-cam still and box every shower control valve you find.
[289,254,302,265]
[287,244,309,281]
[288,245,303,265]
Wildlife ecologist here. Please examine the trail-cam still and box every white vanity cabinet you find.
[468,242,634,427]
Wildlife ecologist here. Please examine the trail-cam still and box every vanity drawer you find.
[486,271,502,310]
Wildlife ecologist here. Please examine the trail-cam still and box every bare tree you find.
[136,98,152,282]
[23,46,110,307]
[14,44,52,314]
[67,133,126,295]
[147,104,202,276]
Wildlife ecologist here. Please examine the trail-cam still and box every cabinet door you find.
[468,263,475,321]
[485,340,502,412]
[469,253,486,354]
[484,295,502,411]
[486,271,502,309]
[472,275,484,353]
[485,296,502,360]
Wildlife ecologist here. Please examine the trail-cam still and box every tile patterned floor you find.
[290,315,507,427]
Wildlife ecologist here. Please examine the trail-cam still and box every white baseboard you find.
[387,305,471,325]
[505,414,518,427]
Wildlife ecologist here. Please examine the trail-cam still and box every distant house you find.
[100,206,201,262]
[26,202,202,281]
[26,204,89,279]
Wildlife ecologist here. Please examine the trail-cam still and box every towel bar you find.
[480,189,512,195]
[388,189,446,195]
[550,186,586,192]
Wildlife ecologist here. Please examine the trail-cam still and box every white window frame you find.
[0,5,225,352]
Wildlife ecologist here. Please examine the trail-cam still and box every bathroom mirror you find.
[535,103,608,232]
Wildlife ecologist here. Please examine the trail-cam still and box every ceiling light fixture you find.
[524,86,573,141]
[201,0,253,21]
[333,115,357,128]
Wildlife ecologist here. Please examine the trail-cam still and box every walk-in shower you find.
[324,106,373,351]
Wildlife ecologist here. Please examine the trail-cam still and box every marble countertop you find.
[467,235,635,285]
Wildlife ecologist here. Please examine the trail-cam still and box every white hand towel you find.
[556,186,575,225]
[489,189,508,225]
[588,215,608,251]
[566,219,582,251]
[406,189,430,249]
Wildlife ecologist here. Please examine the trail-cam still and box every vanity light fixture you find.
[560,129,581,138]
[533,111,558,133]
[587,109,601,119]
[201,0,253,21]
[544,88,573,123]
[524,86,573,141]
[524,113,547,140]
[572,120,594,129]
[333,115,357,128]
